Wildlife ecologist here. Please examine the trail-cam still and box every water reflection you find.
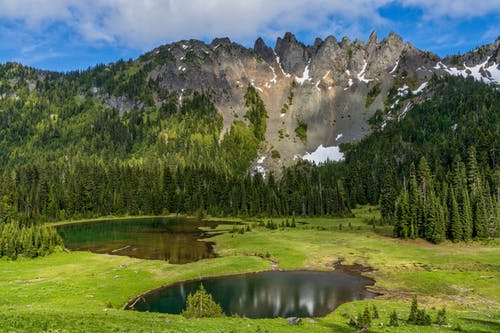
[57,217,220,264]
[132,270,375,318]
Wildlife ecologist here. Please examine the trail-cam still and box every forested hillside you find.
[340,76,499,242]
[0,59,498,251]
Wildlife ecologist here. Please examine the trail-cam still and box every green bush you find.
[295,121,307,142]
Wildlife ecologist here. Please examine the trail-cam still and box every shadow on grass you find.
[461,317,500,332]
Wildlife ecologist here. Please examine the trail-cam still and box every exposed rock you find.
[7,31,497,172]
[254,37,274,63]
[286,317,301,325]
[275,32,309,74]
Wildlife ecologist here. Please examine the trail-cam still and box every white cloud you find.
[0,0,392,48]
[399,0,500,19]
[0,0,497,52]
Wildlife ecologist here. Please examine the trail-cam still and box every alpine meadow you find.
[0,6,499,332]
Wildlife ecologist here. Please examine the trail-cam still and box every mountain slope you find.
[0,32,499,173]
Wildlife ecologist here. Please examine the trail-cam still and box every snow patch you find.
[398,102,413,121]
[345,70,353,88]
[302,145,344,164]
[435,57,500,85]
[390,99,400,109]
[295,63,312,85]
[181,44,188,50]
[357,60,373,83]
[412,82,428,94]
[336,133,343,141]
[254,165,266,176]
[254,156,266,176]
[485,62,500,83]
[389,60,399,74]
[251,81,264,93]
[397,85,409,97]
[178,88,184,104]
[315,81,320,91]
[276,56,291,78]
[269,66,277,84]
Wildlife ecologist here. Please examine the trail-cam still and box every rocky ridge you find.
[2,32,499,173]
[131,31,499,172]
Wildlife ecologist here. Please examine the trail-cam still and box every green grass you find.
[1,206,499,332]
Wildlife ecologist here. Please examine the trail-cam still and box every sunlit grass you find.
[1,206,499,332]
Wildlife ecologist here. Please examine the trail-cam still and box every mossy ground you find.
[1,206,498,332]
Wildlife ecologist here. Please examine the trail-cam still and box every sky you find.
[0,0,498,72]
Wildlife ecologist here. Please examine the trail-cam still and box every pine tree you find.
[436,307,447,325]
[408,295,418,324]
[408,163,418,239]
[389,310,399,327]
[461,189,473,241]
[449,188,463,242]
[467,146,481,203]
[181,284,223,318]
[416,308,431,325]
[380,165,398,220]
[362,306,372,327]
[371,304,379,319]
[474,195,488,239]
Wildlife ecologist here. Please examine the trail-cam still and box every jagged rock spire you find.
[254,37,274,63]
[275,32,309,74]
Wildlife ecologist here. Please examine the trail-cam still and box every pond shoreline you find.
[122,263,378,313]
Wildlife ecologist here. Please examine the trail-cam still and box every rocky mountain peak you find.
[211,37,232,47]
[275,32,310,74]
[367,29,378,46]
[73,31,499,172]
[340,36,351,48]
[253,37,274,63]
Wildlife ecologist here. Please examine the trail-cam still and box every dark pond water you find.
[131,270,375,318]
[57,217,221,264]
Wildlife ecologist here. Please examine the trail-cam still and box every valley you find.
[0,207,498,332]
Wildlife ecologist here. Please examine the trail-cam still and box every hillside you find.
[0,32,499,174]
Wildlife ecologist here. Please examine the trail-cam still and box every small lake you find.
[57,217,221,264]
[130,270,376,318]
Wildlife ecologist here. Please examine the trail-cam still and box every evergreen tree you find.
[380,165,398,220]
[389,310,399,327]
[408,295,418,324]
[449,188,463,242]
[436,307,447,325]
[181,284,223,318]
[461,189,473,241]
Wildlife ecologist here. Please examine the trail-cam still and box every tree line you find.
[0,159,350,224]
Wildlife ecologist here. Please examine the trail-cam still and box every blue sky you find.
[0,0,498,72]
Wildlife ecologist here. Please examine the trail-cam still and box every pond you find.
[129,270,376,318]
[57,217,221,264]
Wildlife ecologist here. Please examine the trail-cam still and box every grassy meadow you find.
[0,206,499,332]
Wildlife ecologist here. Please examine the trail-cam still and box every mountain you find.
[0,32,499,174]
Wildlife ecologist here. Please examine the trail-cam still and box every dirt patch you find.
[332,257,375,274]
